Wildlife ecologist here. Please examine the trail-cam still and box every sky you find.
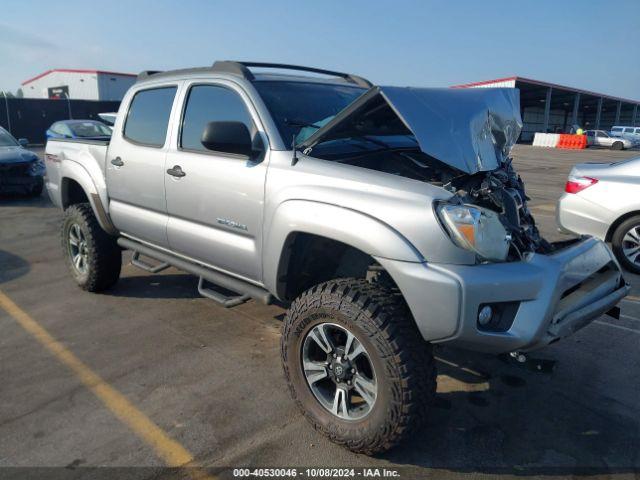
[1,0,639,100]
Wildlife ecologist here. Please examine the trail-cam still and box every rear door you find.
[164,81,269,281]
[595,131,611,147]
[106,84,180,247]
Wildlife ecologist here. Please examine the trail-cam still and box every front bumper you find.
[0,162,44,193]
[378,237,629,354]
[0,175,43,193]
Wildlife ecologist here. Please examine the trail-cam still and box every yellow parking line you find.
[0,290,199,469]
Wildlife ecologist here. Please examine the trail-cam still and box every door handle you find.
[166,165,186,178]
[111,157,124,167]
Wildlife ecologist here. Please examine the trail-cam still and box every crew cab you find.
[44,61,630,454]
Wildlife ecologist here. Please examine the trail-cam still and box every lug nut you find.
[332,353,337,358]
[347,380,351,385]
[328,364,332,370]
[351,368,355,373]
[336,378,341,383]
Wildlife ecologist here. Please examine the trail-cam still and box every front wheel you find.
[612,215,640,274]
[281,278,436,454]
[62,203,122,291]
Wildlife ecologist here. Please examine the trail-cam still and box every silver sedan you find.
[557,156,640,273]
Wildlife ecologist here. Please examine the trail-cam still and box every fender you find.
[60,159,117,235]
[263,200,424,296]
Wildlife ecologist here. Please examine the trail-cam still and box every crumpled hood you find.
[298,86,522,174]
[0,146,38,164]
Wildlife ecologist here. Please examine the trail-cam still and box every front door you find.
[106,85,179,247]
[164,82,268,282]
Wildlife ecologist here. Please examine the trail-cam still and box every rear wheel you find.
[611,141,624,150]
[62,203,122,291]
[281,278,436,454]
[612,216,640,274]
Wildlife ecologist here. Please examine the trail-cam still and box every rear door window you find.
[124,87,177,147]
[624,128,635,133]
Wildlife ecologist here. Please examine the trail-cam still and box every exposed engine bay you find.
[445,157,552,259]
[328,147,552,260]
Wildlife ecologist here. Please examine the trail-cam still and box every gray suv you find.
[44,61,629,454]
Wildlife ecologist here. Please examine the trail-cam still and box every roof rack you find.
[211,61,372,88]
[137,70,163,80]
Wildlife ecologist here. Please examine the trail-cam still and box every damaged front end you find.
[443,158,552,261]
[298,85,550,262]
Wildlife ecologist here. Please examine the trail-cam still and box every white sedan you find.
[585,130,634,150]
[557,156,640,273]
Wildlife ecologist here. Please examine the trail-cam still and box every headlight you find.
[437,203,510,261]
[28,159,45,176]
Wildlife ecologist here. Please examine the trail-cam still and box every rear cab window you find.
[124,87,177,147]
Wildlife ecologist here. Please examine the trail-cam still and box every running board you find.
[131,251,170,273]
[198,277,250,308]
[117,237,272,306]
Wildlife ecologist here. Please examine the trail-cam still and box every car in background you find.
[98,113,117,126]
[585,130,634,150]
[0,127,45,197]
[557,156,640,273]
[46,120,112,141]
[611,125,640,143]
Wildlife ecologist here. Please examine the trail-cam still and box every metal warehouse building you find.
[21,69,136,101]
[452,77,640,142]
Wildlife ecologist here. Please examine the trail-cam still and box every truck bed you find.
[44,138,110,210]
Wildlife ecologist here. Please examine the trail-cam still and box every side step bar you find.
[117,237,272,307]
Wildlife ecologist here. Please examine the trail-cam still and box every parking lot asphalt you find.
[0,145,639,478]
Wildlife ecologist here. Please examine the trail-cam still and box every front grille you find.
[0,162,30,177]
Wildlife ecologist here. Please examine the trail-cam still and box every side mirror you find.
[18,138,29,147]
[201,121,253,157]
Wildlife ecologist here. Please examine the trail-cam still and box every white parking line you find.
[621,314,640,323]
[594,320,640,334]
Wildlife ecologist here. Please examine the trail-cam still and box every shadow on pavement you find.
[381,347,638,475]
[0,249,31,284]
[0,192,54,208]
[109,273,201,300]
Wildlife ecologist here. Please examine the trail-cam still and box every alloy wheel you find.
[68,223,89,274]
[301,322,377,420]
[622,225,640,266]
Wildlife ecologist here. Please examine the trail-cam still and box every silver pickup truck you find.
[44,61,629,454]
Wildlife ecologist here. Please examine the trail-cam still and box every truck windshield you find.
[254,81,365,146]
[0,129,19,147]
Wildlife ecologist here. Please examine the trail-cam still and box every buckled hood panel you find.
[298,86,523,175]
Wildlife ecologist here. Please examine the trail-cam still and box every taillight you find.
[565,175,598,194]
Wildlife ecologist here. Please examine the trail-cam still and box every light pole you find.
[1,91,11,134]
[63,91,72,119]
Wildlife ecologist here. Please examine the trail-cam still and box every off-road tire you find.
[61,203,121,291]
[611,215,640,274]
[611,141,624,150]
[281,278,436,454]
